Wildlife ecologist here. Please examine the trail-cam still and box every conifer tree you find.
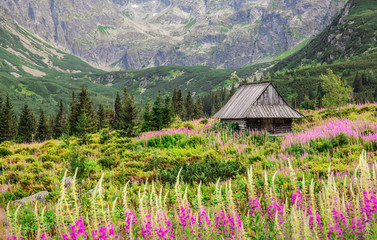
[122,94,138,136]
[354,72,362,93]
[54,100,66,138]
[162,95,173,127]
[36,109,50,142]
[76,86,96,136]
[18,104,35,143]
[193,96,203,119]
[176,89,184,119]
[172,88,178,115]
[185,91,194,120]
[0,94,15,142]
[97,104,106,131]
[141,98,152,132]
[112,92,122,129]
[152,92,164,130]
[68,91,79,135]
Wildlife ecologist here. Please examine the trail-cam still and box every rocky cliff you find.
[0,0,347,70]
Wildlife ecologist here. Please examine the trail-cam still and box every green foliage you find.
[67,145,89,178]
[0,147,13,157]
[159,160,245,184]
[321,69,352,109]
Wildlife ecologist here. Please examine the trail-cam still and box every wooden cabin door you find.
[262,119,274,133]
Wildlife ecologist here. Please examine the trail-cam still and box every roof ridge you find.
[239,81,271,86]
[241,82,271,117]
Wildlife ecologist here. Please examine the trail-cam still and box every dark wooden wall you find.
[254,85,285,106]
[221,118,292,133]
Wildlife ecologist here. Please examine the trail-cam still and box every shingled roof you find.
[213,82,304,119]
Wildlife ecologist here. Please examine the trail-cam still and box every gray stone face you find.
[15,191,49,205]
[64,176,73,188]
[0,0,347,70]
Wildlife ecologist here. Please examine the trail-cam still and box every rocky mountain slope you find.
[0,17,116,114]
[274,0,377,70]
[0,0,346,70]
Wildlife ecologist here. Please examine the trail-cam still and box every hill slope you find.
[273,0,377,70]
[0,18,117,114]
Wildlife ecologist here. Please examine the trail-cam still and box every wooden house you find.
[213,82,304,133]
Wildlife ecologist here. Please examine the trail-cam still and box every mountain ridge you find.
[0,0,346,70]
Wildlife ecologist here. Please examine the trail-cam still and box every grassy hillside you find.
[0,18,116,114]
[273,0,377,70]
[2,104,377,238]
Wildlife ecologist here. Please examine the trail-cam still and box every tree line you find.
[0,86,205,143]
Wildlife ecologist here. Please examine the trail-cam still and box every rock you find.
[15,191,49,205]
[64,176,73,188]
[87,189,94,198]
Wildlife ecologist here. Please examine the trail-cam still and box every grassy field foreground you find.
[2,104,377,239]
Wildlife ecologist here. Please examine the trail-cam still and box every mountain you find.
[0,17,117,114]
[270,0,377,107]
[0,0,346,70]
[274,0,377,70]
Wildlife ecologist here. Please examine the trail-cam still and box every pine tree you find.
[36,109,50,142]
[18,104,35,143]
[112,92,122,129]
[97,104,106,131]
[353,72,362,93]
[54,100,66,138]
[185,91,194,120]
[152,92,164,130]
[162,95,173,127]
[122,89,138,136]
[193,96,203,119]
[0,94,15,142]
[141,98,152,132]
[68,91,79,135]
[176,89,184,119]
[172,88,178,115]
[76,86,96,136]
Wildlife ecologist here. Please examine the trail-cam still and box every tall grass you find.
[6,150,377,239]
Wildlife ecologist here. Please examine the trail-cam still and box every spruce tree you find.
[141,98,152,132]
[76,86,96,136]
[152,92,164,130]
[1,94,15,142]
[176,89,184,119]
[54,100,66,138]
[18,104,35,143]
[185,91,194,120]
[112,92,122,129]
[36,109,50,142]
[97,104,106,131]
[122,94,138,136]
[193,96,203,119]
[162,95,173,127]
[172,88,178,115]
[68,91,79,135]
[354,72,362,93]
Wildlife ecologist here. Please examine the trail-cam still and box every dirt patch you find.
[22,66,46,77]
[0,206,8,239]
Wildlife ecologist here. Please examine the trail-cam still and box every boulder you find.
[64,176,73,188]
[15,191,49,205]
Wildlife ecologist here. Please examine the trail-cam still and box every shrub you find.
[98,156,119,169]
[68,146,89,179]
[183,122,195,129]
[159,160,245,185]
[42,161,54,170]
[0,147,13,157]
[41,154,60,162]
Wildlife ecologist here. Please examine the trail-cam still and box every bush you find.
[42,161,54,170]
[0,147,13,157]
[98,156,119,169]
[159,160,245,185]
[68,146,89,179]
